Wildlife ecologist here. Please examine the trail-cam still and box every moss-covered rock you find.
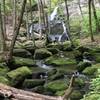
[48,70,65,81]
[0,63,9,76]
[13,57,35,67]
[23,79,45,88]
[7,66,32,86]
[77,61,91,72]
[74,78,85,87]
[45,57,76,66]
[76,46,91,53]
[74,50,83,62]
[34,48,52,59]
[13,49,32,58]
[82,67,96,75]
[47,48,59,54]
[70,90,83,100]
[0,76,10,85]
[44,80,68,93]
[55,90,65,96]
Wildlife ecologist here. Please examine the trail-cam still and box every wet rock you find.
[82,67,96,75]
[47,48,59,54]
[45,56,76,66]
[70,90,83,100]
[77,61,92,72]
[7,66,32,86]
[23,79,45,88]
[12,57,35,67]
[44,80,68,93]
[74,78,85,87]
[0,76,10,85]
[13,49,32,58]
[34,48,52,59]
[76,46,91,53]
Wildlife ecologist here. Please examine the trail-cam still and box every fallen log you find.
[0,74,76,100]
[0,83,62,100]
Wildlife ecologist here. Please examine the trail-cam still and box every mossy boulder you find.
[74,78,85,87]
[45,57,76,66]
[13,49,32,58]
[0,63,9,76]
[55,90,65,96]
[74,50,83,62]
[34,48,52,59]
[44,80,68,93]
[13,57,35,67]
[48,70,65,81]
[47,48,59,54]
[76,46,91,53]
[77,61,92,72]
[23,79,45,88]
[82,67,96,75]
[0,76,10,85]
[7,66,32,86]
[70,90,83,100]
[47,69,57,77]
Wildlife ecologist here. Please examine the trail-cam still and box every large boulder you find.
[34,48,52,59]
[77,61,92,72]
[44,80,68,93]
[45,56,76,66]
[0,76,10,85]
[7,66,32,86]
[13,49,32,58]
[12,57,35,67]
[23,79,45,88]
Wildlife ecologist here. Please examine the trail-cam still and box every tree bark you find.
[88,0,95,42]
[7,0,27,62]
[92,0,100,32]
[0,3,6,52]
[64,0,74,46]
[2,0,7,40]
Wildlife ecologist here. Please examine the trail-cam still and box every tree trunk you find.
[0,3,6,52]
[12,0,17,36]
[7,0,27,62]
[92,0,100,33]
[88,0,94,42]
[64,0,74,46]
[2,0,7,40]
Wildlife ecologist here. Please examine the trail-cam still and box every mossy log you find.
[0,75,75,100]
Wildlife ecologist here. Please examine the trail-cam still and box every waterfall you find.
[49,6,58,21]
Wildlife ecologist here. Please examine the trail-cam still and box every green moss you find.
[55,90,65,96]
[74,78,85,87]
[7,66,32,86]
[23,79,45,88]
[45,57,76,66]
[0,76,10,85]
[34,48,52,59]
[77,61,91,72]
[44,80,68,92]
[13,57,35,67]
[70,90,83,100]
[83,67,96,75]
[47,48,59,54]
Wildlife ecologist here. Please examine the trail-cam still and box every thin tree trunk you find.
[7,0,27,62]
[92,0,100,32]
[38,0,42,39]
[12,0,17,36]
[78,0,84,19]
[0,4,6,52]
[2,0,7,39]
[29,0,33,21]
[88,0,95,42]
[64,0,74,46]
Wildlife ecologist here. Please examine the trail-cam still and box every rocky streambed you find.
[0,41,100,100]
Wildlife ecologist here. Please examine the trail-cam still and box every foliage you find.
[81,69,100,100]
